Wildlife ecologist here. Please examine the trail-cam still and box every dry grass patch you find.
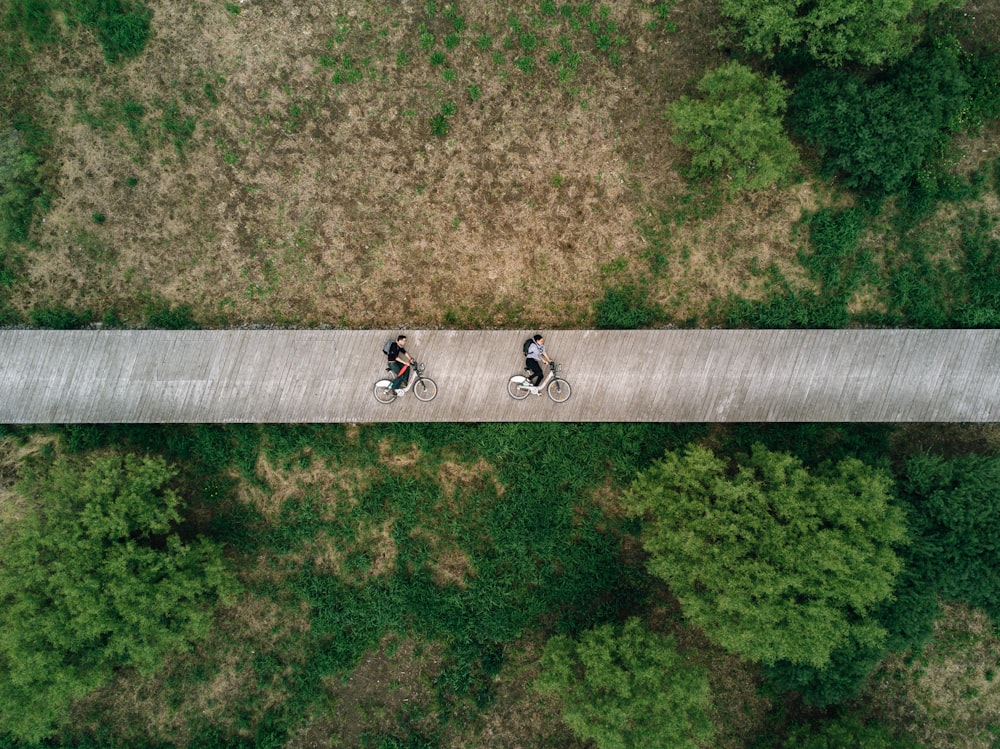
[9,0,746,328]
[297,637,443,749]
[646,182,823,319]
[237,451,374,522]
[869,602,1000,749]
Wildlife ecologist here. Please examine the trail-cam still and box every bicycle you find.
[507,362,572,403]
[373,360,438,403]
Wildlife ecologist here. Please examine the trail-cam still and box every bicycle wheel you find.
[373,380,396,404]
[413,377,438,402]
[547,377,572,403]
[507,375,530,400]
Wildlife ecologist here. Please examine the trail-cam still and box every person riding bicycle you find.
[387,334,414,393]
[525,334,551,393]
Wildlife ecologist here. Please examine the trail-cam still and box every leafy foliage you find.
[0,126,43,248]
[887,208,1000,327]
[900,452,1000,621]
[719,0,963,66]
[780,713,922,748]
[668,61,799,194]
[535,617,714,749]
[624,443,907,668]
[0,451,236,741]
[2,0,152,62]
[790,42,969,196]
[593,285,661,329]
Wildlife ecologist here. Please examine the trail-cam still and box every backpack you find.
[382,340,394,356]
[523,338,534,357]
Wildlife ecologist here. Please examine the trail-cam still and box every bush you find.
[145,301,200,329]
[781,713,922,748]
[790,42,969,196]
[668,61,799,194]
[0,451,236,741]
[29,304,94,328]
[719,0,963,66]
[901,452,1000,621]
[536,617,714,749]
[0,127,42,245]
[96,9,151,63]
[593,285,660,329]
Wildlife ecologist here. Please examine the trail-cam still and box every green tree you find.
[624,444,907,668]
[719,0,964,67]
[535,617,714,749]
[0,451,236,741]
[667,61,799,194]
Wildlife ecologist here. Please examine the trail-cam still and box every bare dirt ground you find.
[12,0,787,328]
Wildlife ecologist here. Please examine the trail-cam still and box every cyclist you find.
[525,334,551,394]
[387,334,414,394]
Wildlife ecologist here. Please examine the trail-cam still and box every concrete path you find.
[0,329,997,423]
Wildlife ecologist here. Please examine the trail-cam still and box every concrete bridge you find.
[0,329,997,423]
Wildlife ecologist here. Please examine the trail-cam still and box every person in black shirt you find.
[387,334,414,393]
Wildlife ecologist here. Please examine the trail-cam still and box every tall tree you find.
[535,617,714,749]
[719,0,965,67]
[0,451,236,741]
[624,444,907,668]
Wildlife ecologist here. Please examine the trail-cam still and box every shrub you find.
[96,8,151,63]
[144,301,200,329]
[593,285,660,329]
[668,61,799,194]
[0,451,236,741]
[901,452,1000,621]
[29,304,94,329]
[0,127,42,245]
[790,42,969,196]
[536,617,714,749]
[719,0,964,66]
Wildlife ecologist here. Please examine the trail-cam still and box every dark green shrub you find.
[3,0,56,45]
[144,301,199,329]
[593,285,660,329]
[96,9,150,62]
[0,127,43,245]
[29,304,94,329]
[901,452,1000,621]
[720,0,958,67]
[790,41,969,196]
[960,48,1000,130]
[781,713,921,749]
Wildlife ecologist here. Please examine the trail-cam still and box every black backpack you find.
[522,338,534,357]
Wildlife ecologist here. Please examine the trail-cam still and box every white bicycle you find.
[373,361,438,404]
[507,362,571,403]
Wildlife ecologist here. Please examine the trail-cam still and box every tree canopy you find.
[624,444,907,668]
[718,0,965,67]
[535,617,714,749]
[0,451,235,741]
[668,61,799,194]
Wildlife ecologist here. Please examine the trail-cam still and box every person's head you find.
[533,334,543,344]
[397,334,407,345]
